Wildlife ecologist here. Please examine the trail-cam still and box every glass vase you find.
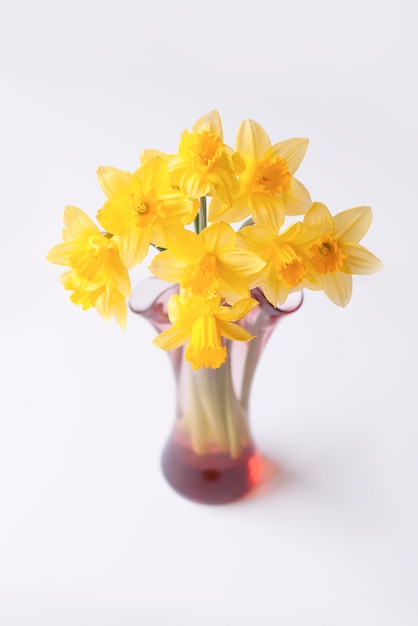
[130,278,302,505]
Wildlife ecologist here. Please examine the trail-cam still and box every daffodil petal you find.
[160,191,200,220]
[217,268,250,302]
[192,110,223,137]
[304,202,334,227]
[181,172,212,199]
[268,138,309,175]
[97,200,131,234]
[140,148,168,164]
[262,276,281,308]
[163,227,202,260]
[104,254,131,297]
[134,156,170,190]
[207,155,238,205]
[277,281,293,306]
[201,222,236,252]
[150,250,186,283]
[333,206,372,242]
[208,195,249,224]
[119,225,151,269]
[46,241,82,265]
[217,297,258,321]
[94,291,111,320]
[238,224,275,255]
[288,222,329,246]
[153,323,191,351]
[341,243,383,274]
[236,119,271,160]
[219,320,254,342]
[97,166,135,199]
[217,247,266,277]
[322,272,352,307]
[282,178,312,216]
[208,195,227,222]
[110,295,128,329]
[63,206,98,238]
[251,194,284,233]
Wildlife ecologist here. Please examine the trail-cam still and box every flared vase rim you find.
[129,277,177,315]
[129,276,303,316]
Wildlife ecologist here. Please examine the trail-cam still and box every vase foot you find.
[161,438,262,504]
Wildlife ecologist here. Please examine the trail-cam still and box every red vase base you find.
[161,438,262,504]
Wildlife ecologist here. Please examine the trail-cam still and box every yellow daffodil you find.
[60,272,128,327]
[150,222,266,303]
[304,202,383,306]
[166,110,238,204]
[48,112,383,374]
[96,157,198,269]
[238,220,327,307]
[46,206,131,327]
[209,119,311,232]
[153,291,258,369]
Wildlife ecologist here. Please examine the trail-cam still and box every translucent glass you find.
[130,278,302,504]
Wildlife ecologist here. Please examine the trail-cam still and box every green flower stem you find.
[180,359,250,459]
[185,373,211,454]
[222,361,242,458]
[195,196,207,234]
[240,310,266,411]
[195,367,229,451]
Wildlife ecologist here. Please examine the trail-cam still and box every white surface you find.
[0,1,417,624]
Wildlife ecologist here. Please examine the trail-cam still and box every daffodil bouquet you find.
[47,110,382,371]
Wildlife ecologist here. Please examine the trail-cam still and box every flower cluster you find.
[47,111,382,369]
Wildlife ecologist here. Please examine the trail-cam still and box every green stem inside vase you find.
[179,358,250,459]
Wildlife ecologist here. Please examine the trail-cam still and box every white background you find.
[0,1,417,624]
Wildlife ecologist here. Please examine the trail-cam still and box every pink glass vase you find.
[130,278,302,505]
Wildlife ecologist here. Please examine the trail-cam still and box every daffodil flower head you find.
[209,119,311,232]
[150,221,266,303]
[153,291,258,369]
[96,157,198,269]
[238,220,327,307]
[46,206,131,327]
[167,110,238,204]
[47,112,382,354]
[304,202,383,306]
